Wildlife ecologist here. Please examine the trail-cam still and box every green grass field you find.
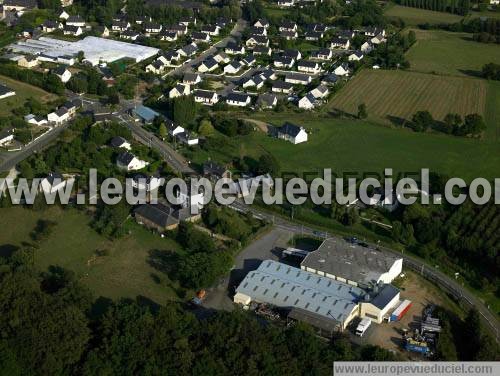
[0,207,184,303]
[406,29,500,76]
[0,75,57,116]
[329,69,488,124]
[384,4,464,25]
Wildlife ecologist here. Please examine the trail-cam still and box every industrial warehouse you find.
[301,238,403,286]
[233,239,408,336]
[9,36,159,66]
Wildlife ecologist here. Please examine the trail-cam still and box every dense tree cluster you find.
[203,205,258,242]
[482,63,500,80]
[396,0,471,16]
[343,0,386,29]
[0,61,64,95]
[409,111,486,136]
[370,31,416,69]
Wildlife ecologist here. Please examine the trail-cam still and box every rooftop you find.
[301,238,402,285]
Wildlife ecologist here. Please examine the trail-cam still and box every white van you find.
[355,318,372,337]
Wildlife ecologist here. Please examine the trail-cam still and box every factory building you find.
[301,238,403,287]
[234,260,364,331]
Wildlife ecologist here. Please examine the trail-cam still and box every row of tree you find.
[0,61,64,95]
[397,0,471,15]
[411,111,486,136]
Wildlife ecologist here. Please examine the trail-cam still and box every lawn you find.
[329,69,488,124]
[384,4,464,25]
[0,207,184,303]
[406,29,500,76]
[0,74,58,116]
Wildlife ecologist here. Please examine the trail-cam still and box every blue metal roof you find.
[236,260,364,323]
[134,105,159,122]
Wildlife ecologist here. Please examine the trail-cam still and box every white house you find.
[66,15,85,27]
[245,36,269,47]
[224,60,243,75]
[59,10,70,20]
[279,21,297,32]
[42,20,62,33]
[225,42,245,55]
[145,60,166,75]
[272,80,294,94]
[213,51,230,64]
[63,25,83,36]
[159,31,177,42]
[117,152,149,171]
[0,84,16,100]
[298,93,316,110]
[254,19,269,29]
[48,107,70,125]
[334,63,349,76]
[201,24,220,36]
[277,123,308,144]
[144,22,162,34]
[166,120,184,136]
[277,0,295,7]
[53,67,72,83]
[112,21,130,32]
[297,60,321,74]
[273,56,294,69]
[285,73,312,85]
[242,75,264,89]
[311,48,333,61]
[310,85,329,99]
[24,114,48,126]
[193,90,218,105]
[0,128,14,146]
[226,92,251,107]
[183,73,201,85]
[256,93,278,109]
[348,51,364,61]
[110,136,131,150]
[192,31,210,43]
[330,37,350,50]
[169,83,190,99]
[197,57,218,73]
[360,42,373,53]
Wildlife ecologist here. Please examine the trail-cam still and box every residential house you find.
[130,173,162,192]
[253,45,272,56]
[304,31,323,41]
[256,93,278,109]
[371,34,386,45]
[201,24,220,36]
[109,136,131,150]
[63,25,83,36]
[203,161,232,180]
[42,20,62,33]
[197,57,218,73]
[183,72,202,85]
[311,48,332,61]
[310,84,329,99]
[213,51,230,64]
[285,72,311,85]
[53,66,71,83]
[330,37,350,49]
[145,60,166,75]
[47,107,70,125]
[0,127,14,146]
[116,152,148,171]
[144,22,162,34]
[169,83,190,99]
[279,21,297,32]
[226,92,251,107]
[95,25,109,37]
[277,0,295,7]
[66,15,85,27]
[166,119,184,136]
[272,80,294,94]
[178,43,198,57]
[135,15,152,25]
[225,42,245,55]
[321,73,339,85]
[215,17,229,28]
[17,55,38,68]
[242,54,256,66]
[224,60,244,75]
[176,131,199,146]
[193,89,218,105]
[179,16,196,26]
[261,69,277,80]
[59,10,70,20]
[298,93,317,110]
[334,62,349,76]
[348,51,364,61]
[159,30,177,41]
[277,122,308,144]
[134,203,201,232]
[24,114,47,126]
[364,27,385,37]
[280,30,298,40]
[337,30,355,39]
[112,20,130,32]
[165,24,188,36]
[273,56,295,69]
[192,31,210,43]
[163,50,181,63]
[249,26,267,36]
[297,60,321,74]
[254,19,269,29]
[245,35,269,47]
[360,41,373,53]
[2,0,37,11]
[120,30,140,41]
[242,74,265,89]
[283,49,302,61]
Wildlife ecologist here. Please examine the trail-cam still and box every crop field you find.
[406,29,500,76]
[0,74,57,116]
[329,69,487,123]
[384,4,464,25]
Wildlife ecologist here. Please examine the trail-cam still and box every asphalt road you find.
[167,18,248,77]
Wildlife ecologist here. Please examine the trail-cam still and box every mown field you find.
[329,69,488,123]
[0,74,57,116]
[0,207,184,303]
[384,4,464,25]
[406,29,500,76]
